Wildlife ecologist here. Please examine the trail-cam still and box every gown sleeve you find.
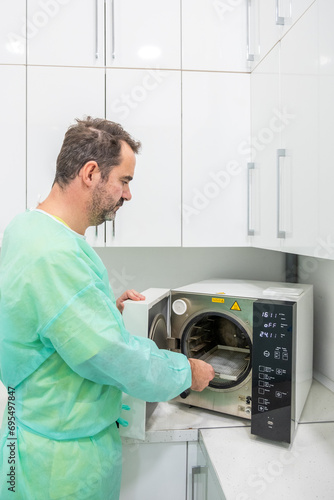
[39,278,192,403]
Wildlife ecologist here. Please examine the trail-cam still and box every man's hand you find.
[188,358,215,392]
[116,289,145,313]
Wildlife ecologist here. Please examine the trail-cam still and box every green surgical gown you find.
[0,210,191,500]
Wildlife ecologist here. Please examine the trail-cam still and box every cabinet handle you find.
[95,0,99,59]
[276,0,292,25]
[191,466,208,500]
[111,0,116,60]
[247,162,255,236]
[246,0,255,61]
[277,149,287,238]
[112,219,115,237]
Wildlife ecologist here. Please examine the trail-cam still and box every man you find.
[0,117,214,499]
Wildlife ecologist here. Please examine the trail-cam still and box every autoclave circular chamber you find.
[180,312,252,390]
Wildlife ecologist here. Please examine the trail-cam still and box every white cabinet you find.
[0,0,26,64]
[250,43,281,251]
[282,0,316,32]
[280,2,318,255]
[27,0,180,70]
[120,441,187,500]
[187,441,225,500]
[250,0,283,66]
[182,0,250,72]
[105,68,182,247]
[0,65,26,244]
[27,0,104,67]
[182,71,250,247]
[26,66,105,211]
[250,0,315,68]
[251,2,318,256]
[106,0,181,69]
[317,0,334,259]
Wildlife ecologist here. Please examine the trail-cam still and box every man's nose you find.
[123,184,132,201]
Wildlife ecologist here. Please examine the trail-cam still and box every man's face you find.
[89,141,136,226]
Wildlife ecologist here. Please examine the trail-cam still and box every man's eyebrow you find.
[121,175,133,181]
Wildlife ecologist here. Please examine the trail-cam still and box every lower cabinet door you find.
[120,441,187,500]
[187,441,225,500]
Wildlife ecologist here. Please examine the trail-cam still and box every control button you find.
[263,350,270,357]
[274,351,281,359]
[282,352,289,361]
[275,391,282,398]
[258,405,265,412]
[172,299,187,315]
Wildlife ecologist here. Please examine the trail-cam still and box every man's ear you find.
[79,161,100,187]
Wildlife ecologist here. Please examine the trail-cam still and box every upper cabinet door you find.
[250,44,282,251]
[250,0,314,69]
[280,3,318,256]
[318,0,334,260]
[0,66,26,245]
[0,1,26,64]
[182,0,249,72]
[282,0,316,33]
[27,66,105,212]
[105,0,181,69]
[105,68,181,247]
[27,0,105,67]
[182,71,250,247]
[255,0,283,64]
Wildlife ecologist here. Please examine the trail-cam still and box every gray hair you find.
[53,116,141,188]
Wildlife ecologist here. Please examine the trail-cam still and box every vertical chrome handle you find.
[95,0,99,59]
[277,149,286,238]
[111,0,115,60]
[191,466,207,500]
[246,0,255,61]
[276,0,292,25]
[112,219,115,237]
[247,162,255,236]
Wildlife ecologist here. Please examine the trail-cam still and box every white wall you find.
[95,246,286,297]
[298,256,334,391]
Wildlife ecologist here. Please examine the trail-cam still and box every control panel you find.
[251,300,294,443]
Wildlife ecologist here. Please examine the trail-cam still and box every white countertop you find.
[131,379,334,499]
[199,379,334,500]
[200,422,334,500]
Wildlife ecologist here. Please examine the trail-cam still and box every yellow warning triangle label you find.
[230,301,241,311]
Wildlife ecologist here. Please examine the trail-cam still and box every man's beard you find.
[89,183,124,226]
